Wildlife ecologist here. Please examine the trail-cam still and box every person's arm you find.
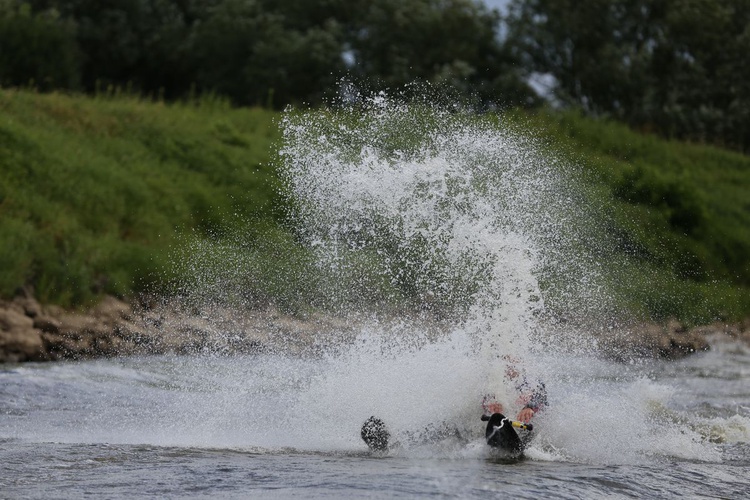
[516,382,547,423]
[486,402,504,414]
[482,394,505,415]
[516,407,535,423]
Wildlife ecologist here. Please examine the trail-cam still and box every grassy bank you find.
[0,89,280,306]
[1,89,748,325]
[513,109,750,324]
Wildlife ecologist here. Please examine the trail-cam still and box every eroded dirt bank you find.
[1,290,747,364]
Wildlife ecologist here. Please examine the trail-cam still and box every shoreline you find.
[0,290,360,364]
[1,291,748,364]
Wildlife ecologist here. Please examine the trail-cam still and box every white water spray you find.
[279,95,606,370]
[3,94,735,468]
[272,94,727,462]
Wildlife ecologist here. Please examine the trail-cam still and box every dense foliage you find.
[2,0,746,150]
[511,109,750,323]
[506,0,750,152]
[0,0,535,108]
[0,0,748,321]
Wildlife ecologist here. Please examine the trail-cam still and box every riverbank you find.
[0,289,360,363]
[2,90,750,327]
[1,291,747,364]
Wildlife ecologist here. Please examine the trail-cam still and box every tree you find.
[506,0,750,151]
[0,1,80,91]
[348,0,536,106]
[190,0,346,106]
[3,0,537,109]
[56,0,196,98]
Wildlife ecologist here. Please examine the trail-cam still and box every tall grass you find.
[509,108,750,323]
[1,90,748,324]
[0,89,280,306]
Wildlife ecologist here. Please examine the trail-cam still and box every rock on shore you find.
[1,290,748,363]
[0,290,355,363]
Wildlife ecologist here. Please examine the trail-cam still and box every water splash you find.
[279,94,610,366]
[4,93,737,469]
[272,93,731,463]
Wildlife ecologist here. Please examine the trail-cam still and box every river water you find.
[3,96,748,498]
[0,336,748,498]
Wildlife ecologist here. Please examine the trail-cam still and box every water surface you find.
[1,338,748,498]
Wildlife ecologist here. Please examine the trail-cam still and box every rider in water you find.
[481,356,547,423]
[363,356,547,452]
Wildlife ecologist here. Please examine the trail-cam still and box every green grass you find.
[1,90,748,325]
[510,108,750,324]
[0,89,280,306]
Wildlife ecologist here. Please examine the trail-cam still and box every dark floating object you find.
[361,416,390,452]
[482,412,527,454]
